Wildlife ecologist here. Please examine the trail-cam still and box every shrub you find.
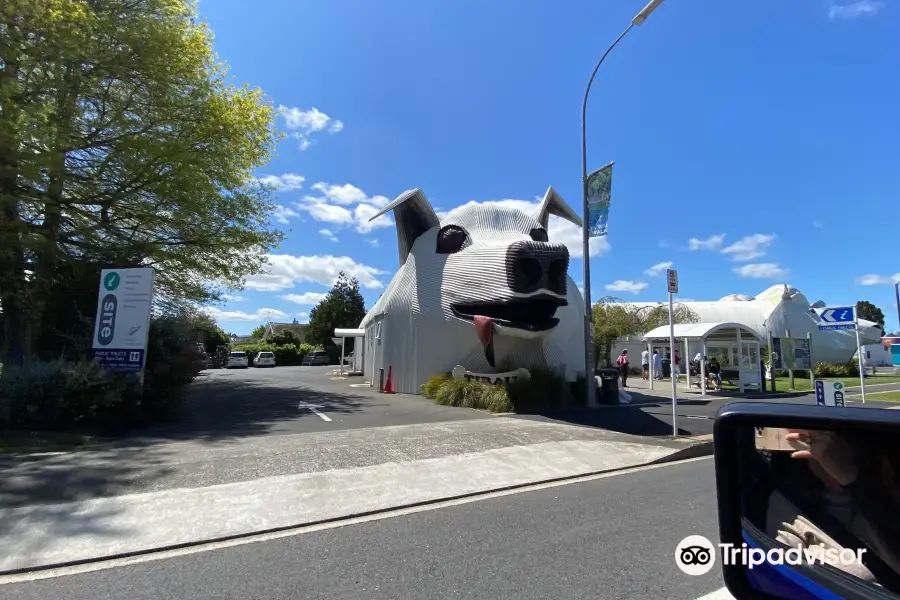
[231,342,316,366]
[421,373,451,398]
[506,366,574,414]
[813,362,860,378]
[423,366,585,414]
[433,378,513,413]
[0,359,140,431]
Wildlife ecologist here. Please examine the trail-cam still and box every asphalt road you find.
[1,457,726,600]
[513,389,900,438]
[127,365,489,441]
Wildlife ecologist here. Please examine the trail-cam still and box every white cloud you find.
[244,253,388,292]
[319,229,339,242]
[644,261,673,276]
[257,173,305,191]
[273,205,301,224]
[733,263,788,279]
[605,280,648,294]
[222,294,245,302]
[688,234,726,251]
[366,239,380,247]
[721,234,776,262]
[457,198,610,259]
[278,106,344,150]
[829,0,884,20]
[204,307,288,323]
[856,273,900,285]
[281,292,328,305]
[295,182,394,233]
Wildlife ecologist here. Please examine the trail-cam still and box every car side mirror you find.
[712,402,900,600]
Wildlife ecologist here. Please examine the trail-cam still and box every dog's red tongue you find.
[474,315,496,368]
[473,315,493,348]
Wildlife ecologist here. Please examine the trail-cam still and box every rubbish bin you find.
[662,358,672,378]
[598,368,620,404]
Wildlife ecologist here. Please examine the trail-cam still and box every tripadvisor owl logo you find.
[103,272,120,291]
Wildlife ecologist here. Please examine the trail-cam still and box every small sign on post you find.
[665,268,678,438]
[816,305,866,403]
[815,380,845,407]
[666,269,679,294]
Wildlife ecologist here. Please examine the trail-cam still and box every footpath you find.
[0,417,709,574]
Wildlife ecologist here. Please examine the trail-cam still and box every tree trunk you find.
[0,55,29,364]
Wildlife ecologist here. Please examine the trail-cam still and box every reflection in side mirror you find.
[714,403,900,600]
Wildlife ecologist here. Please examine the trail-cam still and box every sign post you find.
[666,269,678,437]
[817,305,865,403]
[92,268,155,380]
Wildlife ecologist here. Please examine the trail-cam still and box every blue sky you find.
[199,0,900,335]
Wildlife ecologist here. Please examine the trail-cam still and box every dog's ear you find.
[368,188,440,266]
[533,186,582,230]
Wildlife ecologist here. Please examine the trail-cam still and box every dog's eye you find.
[436,225,467,254]
[529,228,549,243]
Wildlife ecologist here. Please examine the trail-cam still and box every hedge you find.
[231,342,317,366]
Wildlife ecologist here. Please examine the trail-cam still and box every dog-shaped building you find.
[358,187,587,395]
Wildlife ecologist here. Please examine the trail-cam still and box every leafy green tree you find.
[0,0,283,364]
[250,324,267,339]
[856,300,886,334]
[268,329,300,347]
[305,272,368,349]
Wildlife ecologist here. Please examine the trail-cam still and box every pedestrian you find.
[652,349,663,380]
[616,349,630,388]
[672,349,681,381]
[641,347,650,380]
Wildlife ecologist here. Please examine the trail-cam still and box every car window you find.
[259,352,274,357]
[230,352,246,358]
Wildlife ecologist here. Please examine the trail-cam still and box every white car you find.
[226,351,249,369]
[254,351,276,368]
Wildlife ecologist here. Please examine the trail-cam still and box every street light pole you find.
[581,0,667,408]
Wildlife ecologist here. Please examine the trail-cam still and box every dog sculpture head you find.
[368,187,583,369]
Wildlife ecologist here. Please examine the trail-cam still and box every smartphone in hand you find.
[754,427,810,453]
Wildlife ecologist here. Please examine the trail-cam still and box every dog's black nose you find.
[505,241,569,295]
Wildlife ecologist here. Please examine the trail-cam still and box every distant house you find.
[263,319,308,344]
[230,335,256,346]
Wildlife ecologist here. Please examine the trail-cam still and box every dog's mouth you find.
[450,296,567,332]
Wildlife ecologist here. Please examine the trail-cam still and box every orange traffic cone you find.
[383,366,395,394]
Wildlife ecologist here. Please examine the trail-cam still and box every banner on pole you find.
[586,162,613,238]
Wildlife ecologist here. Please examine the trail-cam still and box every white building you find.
[611,285,882,368]
[358,187,586,395]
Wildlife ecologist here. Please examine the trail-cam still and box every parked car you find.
[226,351,249,369]
[254,351,276,368]
[302,350,330,366]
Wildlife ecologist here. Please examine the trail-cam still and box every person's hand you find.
[786,429,860,487]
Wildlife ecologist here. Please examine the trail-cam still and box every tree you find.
[268,329,299,347]
[0,0,284,364]
[305,272,368,348]
[856,301,886,334]
[250,325,266,339]
[591,297,699,367]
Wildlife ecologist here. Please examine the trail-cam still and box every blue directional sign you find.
[818,306,857,331]
[815,380,825,406]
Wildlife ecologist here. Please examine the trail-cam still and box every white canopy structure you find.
[622,284,882,365]
[334,328,365,374]
[642,322,763,394]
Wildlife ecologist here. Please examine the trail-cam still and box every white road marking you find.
[297,402,332,421]
[0,455,712,584]
[693,587,734,600]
